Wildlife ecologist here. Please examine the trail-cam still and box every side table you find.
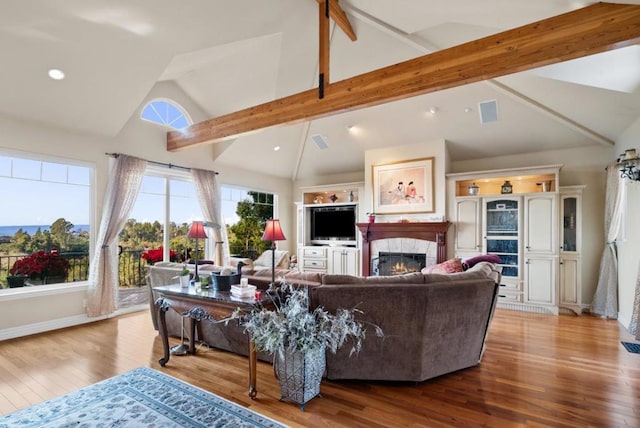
[153,284,273,399]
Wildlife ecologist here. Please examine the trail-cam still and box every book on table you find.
[231,284,256,298]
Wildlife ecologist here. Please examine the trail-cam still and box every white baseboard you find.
[0,305,148,341]
[496,301,559,315]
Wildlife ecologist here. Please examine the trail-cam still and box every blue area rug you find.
[0,367,287,428]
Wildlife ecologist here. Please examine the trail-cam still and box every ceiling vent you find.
[310,134,329,150]
[478,100,499,124]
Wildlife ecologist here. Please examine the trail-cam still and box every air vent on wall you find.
[478,100,498,124]
[310,134,329,150]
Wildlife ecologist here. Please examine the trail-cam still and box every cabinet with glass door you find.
[483,197,522,302]
[559,186,583,314]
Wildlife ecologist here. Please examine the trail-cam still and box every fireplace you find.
[374,252,427,276]
[357,222,450,276]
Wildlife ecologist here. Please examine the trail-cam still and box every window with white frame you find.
[123,166,204,274]
[140,98,192,129]
[221,185,275,258]
[0,152,93,289]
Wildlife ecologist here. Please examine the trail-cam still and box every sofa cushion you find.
[422,258,464,274]
[422,262,500,284]
[463,254,501,269]
[322,272,425,285]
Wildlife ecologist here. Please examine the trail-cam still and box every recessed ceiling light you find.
[273,146,281,151]
[48,68,65,80]
[428,106,439,115]
[464,107,473,113]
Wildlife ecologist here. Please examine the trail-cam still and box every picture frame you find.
[372,157,435,214]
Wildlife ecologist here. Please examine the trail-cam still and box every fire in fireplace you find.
[373,252,427,276]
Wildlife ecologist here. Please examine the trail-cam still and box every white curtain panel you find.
[87,155,146,317]
[631,268,640,338]
[191,168,229,266]
[591,163,626,318]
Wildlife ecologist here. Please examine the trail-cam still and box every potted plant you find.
[10,250,70,285]
[141,246,177,265]
[178,264,191,288]
[236,283,382,410]
[5,274,28,288]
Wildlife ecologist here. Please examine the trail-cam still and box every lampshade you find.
[262,219,286,242]
[187,221,208,239]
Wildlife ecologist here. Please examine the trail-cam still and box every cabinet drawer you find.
[499,281,521,292]
[304,259,327,269]
[498,292,523,303]
[303,247,326,258]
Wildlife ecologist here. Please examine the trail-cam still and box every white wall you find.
[615,117,640,330]
[451,144,613,308]
[0,82,293,339]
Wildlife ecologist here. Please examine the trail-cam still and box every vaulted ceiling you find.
[2,1,640,179]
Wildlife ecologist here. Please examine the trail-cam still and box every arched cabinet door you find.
[454,197,482,256]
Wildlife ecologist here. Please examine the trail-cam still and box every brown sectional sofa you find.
[147,262,500,382]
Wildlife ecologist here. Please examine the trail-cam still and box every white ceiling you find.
[2,0,640,179]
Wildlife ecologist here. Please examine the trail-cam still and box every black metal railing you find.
[1,249,150,288]
[118,248,149,287]
[228,244,260,260]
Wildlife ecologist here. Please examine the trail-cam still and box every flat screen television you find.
[309,205,357,246]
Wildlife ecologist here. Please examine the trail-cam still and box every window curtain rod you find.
[104,152,218,174]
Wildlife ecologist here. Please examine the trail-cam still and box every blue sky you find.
[0,155,245,227]
[0,157,90,226]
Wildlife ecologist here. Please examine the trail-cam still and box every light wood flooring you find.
[0,308,638,427]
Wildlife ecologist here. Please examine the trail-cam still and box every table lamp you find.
[261,219,286,290]
[188,221,208,279]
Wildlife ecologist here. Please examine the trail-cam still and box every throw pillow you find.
[463,254,502,269]
[421,258,464,274]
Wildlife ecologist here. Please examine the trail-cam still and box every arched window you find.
[141,99,192,129]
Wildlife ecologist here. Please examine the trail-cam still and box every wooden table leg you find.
[156,299,171,366]
[248,334,258,399]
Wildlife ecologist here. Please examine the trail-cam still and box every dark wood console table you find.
[357,221,450,276]
[154,284,273,399]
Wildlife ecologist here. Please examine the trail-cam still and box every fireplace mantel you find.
[356,221,450,276]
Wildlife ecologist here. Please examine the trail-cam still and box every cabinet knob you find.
[560,260,564,265]
[525,246,530,250]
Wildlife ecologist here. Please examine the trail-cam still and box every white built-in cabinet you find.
[296,182,363,276]
[558,186,583,314]
[328,247,359,275]
[448,165,573,315]
[454,198,482,258]
[523,194,558,309]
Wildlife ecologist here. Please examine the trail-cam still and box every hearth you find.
[373,252,426,276]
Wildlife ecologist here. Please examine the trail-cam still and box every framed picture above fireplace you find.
[372,157,434,214]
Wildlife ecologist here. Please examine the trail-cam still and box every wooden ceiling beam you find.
[319,0,330,96]
[167,2,640,152]
[317,0,357,42]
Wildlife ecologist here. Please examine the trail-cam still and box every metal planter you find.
[274,346,326,410]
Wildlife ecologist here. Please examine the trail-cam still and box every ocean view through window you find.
[0,152,93,289]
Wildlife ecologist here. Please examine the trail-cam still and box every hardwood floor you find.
[0,309,638,427]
